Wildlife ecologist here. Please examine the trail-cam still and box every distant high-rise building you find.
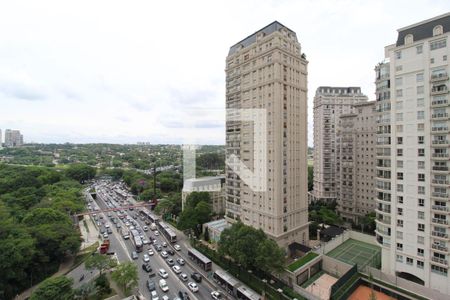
[335,101,377,224]
[312,87,368,203]
[4,129,23,147]
[225,21,309,248]
[375,13,450,294]
[0,129,2,148]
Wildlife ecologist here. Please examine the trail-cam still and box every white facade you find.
[182,176,225,214]
[375,13,450,294]
[312,87,368,202]
[225,21,309,248]
[4,129,23,147]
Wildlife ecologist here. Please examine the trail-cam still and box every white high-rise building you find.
[4,129,23,147]
[375,13,450,294]
[312,87,368,203]
[225,21,309,248]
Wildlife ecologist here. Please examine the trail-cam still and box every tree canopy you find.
[111,262,138,295]
[177,192,212,236]
[30,276,74,300]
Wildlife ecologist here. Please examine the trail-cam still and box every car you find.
[154,231,159,236]
[97,221,101,226]
[150,290,159,300]
[103,232,108,238]
[211,291,222,300]
[167,249,175,256]
[176,258,185,265]
[143,225,149,231]
[125,222,130,227]
[148,249,154,256]
[158,269,168,278]
[148,271,156,278]
[131,251,139,260]
[166,258,175,266]
[116,223,121,228]
[143,239,150,245]
[178,291,190,300]
[174,244,181,251]
[145,220,151,225]
[107,228,112,234]
[147,280,156,291]
[143,254,150,262]
[161,295,169,300]
[191,272,202,283]
[105,223,110,228]
[142,263,152,272]
[172,265,181,274]
[188,282,198,293]
[162,242,167,247]
[161,251,168,258]
[155,245,162,252]
[179,273,188,281]
[159,279,169,292]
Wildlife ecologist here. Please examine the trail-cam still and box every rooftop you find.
[396,12,450,46]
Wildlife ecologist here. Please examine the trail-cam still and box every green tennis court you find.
[327,239,381,271]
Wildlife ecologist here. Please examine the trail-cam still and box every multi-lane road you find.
[71,180,225,300]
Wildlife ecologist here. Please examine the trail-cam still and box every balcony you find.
[432,140,449,146]
[432,127,449,133]
[376,208,391,215]
[431,73,449,82]
[432,231,449,239]
[432,153,450,159]
[432,99,449,107]
[432,166,449,172]
[432,113,449,120]
[431,256,448,266]
[432,179,449,185]
[432,243,449,252]
[431,86,449,95]
[432,218,449,225]
[376,217,391,225]
[432,205,450,212]
[432,192,449,199]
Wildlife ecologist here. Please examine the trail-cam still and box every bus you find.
[187,248,212,271]
[158,221,177,243]
[139,208,159,224]
[213,270,261,300]
[130,229,143,252]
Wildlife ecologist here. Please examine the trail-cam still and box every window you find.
[418,211,425,219]
[395,51,402,59]
[417,260,424,269]
[415,74,424,83]
[397,160,403,168]
[418,198,425,207]
[418,149,425,157]
[418,123,425,131]
[417,86,424,94]
[417,248,424,257]
[418,186,425,195]
[433,25,444,36]
[417,98,424,107]
[396,89,403,97]
[431,58,435,64]
[397,219,403,227]
[418,223,425,232]
[397,137,403,145]
[397,149,403,156]
[397,196,403,203]
[418,136,424,144]
[431,264,448,276]
[406,257,413,265]
[416,45,423,54]
[397,208,403,216]
[418,174,425,182]
[418,236,424,244]
[397,231,403,239]
[397,184,403,192]
[397,172,404,180]
[445,55,448,61]
[417,111,425,119]
[396,101,403,109]
[418,161,425,169]
[430,39,446,50]
[396,254,403,262]
[396,77,403,86]
[397,243,403,250]
[397,125,403,132]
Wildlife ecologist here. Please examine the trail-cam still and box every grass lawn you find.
[287,252,319,272]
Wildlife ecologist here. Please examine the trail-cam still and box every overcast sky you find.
[0,0,449,146]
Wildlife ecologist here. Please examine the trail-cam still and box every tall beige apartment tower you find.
[225,21,309,248]
[375,13,450,295]
[312,87,368,203]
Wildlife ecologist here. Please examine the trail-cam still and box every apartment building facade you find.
[312,87,368,203]
[336,101,377,224]
[4,129,23,147]
[374,13,450,294]
[225,21,309,248]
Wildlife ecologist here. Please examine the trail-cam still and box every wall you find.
[322,256,353,278]
[348,230,377,245]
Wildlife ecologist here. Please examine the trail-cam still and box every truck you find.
[121,229,130,240]
[99,239,110,254]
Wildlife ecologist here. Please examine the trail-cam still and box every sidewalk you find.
[80,215,100,250]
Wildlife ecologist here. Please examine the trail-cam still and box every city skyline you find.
[1,1,449,145]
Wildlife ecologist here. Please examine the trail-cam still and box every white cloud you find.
[0,0,449,145]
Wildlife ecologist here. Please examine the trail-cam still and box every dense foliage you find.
[29,276,74,300]
[177,192,212,236]
[218,222,285,273]
[0,164,83,299]
[111,262,138,295]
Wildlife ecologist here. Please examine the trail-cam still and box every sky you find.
[0,0,449,146]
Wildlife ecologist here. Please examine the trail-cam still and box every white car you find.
[143,254,150,262]
[180,273,188,281]
[143,239,150,245]
[161,251,168,258]
[150,290,159,300]
[154,231,159,236]
[148,249,154,256]
[143,226,149,231]
[211,291,222,300]
[159,279,169,292]
[176,258,185,265]
[172,265,181,274]
[174,244,181,251]
[161,295,169,300]
[162,242,167,247]
[158,269,168,279]
[188,282,198,292]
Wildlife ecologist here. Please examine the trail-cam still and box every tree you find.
[85,254,117,275]
[111,262,138,295]
[65,164,96,183]
[30,276,74,300]
[177,200,211,236]
[308,165,314,191]
[185,192,210,209]
[255,238,285,273]
[154,198,175,216]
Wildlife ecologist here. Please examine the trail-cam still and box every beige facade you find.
[4,129,23,147]
[225,21,309,248]
[182,176,225,214]
[312,87,368,203]
[375,13,450,295]
[336,101,376,224]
